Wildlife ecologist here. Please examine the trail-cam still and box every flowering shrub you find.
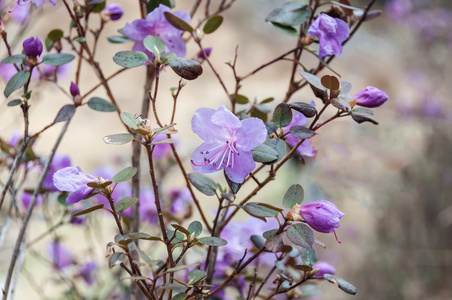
[0,1,388,299]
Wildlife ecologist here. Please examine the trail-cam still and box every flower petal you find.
[225,150,255,183]
[191,142,224,173]
[191,107,221,142]
[211,105,241,129]
[236,117,267,151]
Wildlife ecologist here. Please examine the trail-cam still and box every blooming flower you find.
[190,105,267,183]
[102,3,124,21]
[284,110,317,158]
[307,13,350,58]
[23,36,43,59]
[354,86,389,108]
[78,262,98,285]
[47,241,74,270]
[312,261,336,277]
[299,200,344,242]
[43,154,72,192]
[123,4,190,58]
[53,167,97,204]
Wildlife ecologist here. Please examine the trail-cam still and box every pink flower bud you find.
[299,200,344,241]
[23,36,43,59]
[102,3,124,21]
[354,86,388,108]
[70,81,80,97]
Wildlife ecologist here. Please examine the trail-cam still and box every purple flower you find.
[123,4,190,58]
[196,47,212,60]
[70,82,80,97]
[307,13,350,58]
[299,200,344,241]
[21,192,43,209]
[23,36,43,59]
[354,86,389,108]
[284,110,317,158]
[102,3,124,21]
[47,242,74,270]
[43,154,72,191]
[78,262,98,285]
[152,134,175,158]
[169,188,191,218]
[190,105,267,183]
[312,261,336,277]
[53,167,97,204]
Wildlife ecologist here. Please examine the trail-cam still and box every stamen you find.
[334,231,341,243]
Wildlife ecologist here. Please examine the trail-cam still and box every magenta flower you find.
[78,262,98,285]
[190,105,267,183]
[312,261,336,277]
[299,200,344,242]
[43,154,72,192]
[284,110,317,158]
[123,4,190,58]
[102,3,123,21]
[354,86,389,108]
[47,242,74,270]
[307,13,350,58]
[70,82,80,97]
[23,36,43,59]
[21,192,43,209]
[53,167,97,204]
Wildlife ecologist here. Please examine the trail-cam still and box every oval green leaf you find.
[115,196,138,212]
[266,2,311,26]
[120,112,139,129]
[203,15,223,34]
[87,97,117,112]
[47,29,64,41]
[2,54,26,64]
[143,35,166,55]
[274,103,293,127]
[188,269,207,283]
[289,102,317,118]
[72,204,105,217]
[42,53,75,66]
[168,57,203,80]
[7,99,22,107]
[112,166,137,183]
[351,113,379,125]
[243,202,279,218]
[269,22,298,36]
[187,173,217,196]
[301,247,317,266]
[252,144,279,164]
[107,36,132,43]
[263,138,286,164]
[289,126,316,139]
[283,184,304,209]
[113,51,148,68]
[164,12,194,32]
[53,104,75,123]
[198,237,227,246]
[287,223,314,248]
[103,133,133,145]
[4,71,30,98]
[188,221,202,237]
[298,71,326,91]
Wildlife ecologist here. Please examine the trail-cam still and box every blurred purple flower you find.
[43,154,72,191]
[23,36,43,59]
[191,105,267,183]
[299,200,344,242]
[284,110,317,158]
[196,47,212,60]
[307,13,350,58]
[21,192,43,209]
[8,130,22,148]
[7,3,30,23]
[169,188,191,218]
[53,167,96,204]
[102,3,123,21]
[122,187,158,224]
[385,0,413,19]
[78,262,98,285]
[47,241,74,270]
[354,86,388,108]
[312,261,336,277]
[70,82,80,97]
[123,4,190,59]
[152,134,175,158]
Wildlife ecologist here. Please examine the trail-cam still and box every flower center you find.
[192,137,239,170]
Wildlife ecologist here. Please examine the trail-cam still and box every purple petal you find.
[47,242,74,270]
[211,105,241,129]
[236,117,267,151]
[191,107,220,142]
[160,32,187,57]
[53,167,95,193]
[225,150,255,183]
[123,19,153,41]
[191,142,224,174]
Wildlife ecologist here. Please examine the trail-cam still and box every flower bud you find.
[312,261,336,277]
[299,200,344,240]
[354,86,388,108]
[102,3,124,21]
[23,36,43,59]
[70,81,80,97]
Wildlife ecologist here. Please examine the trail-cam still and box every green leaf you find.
[187,270,207,283]
[263,229,278,240]
[203,15,223,34]
[108,252,125,269]
[168,57,203,80]
[143,36,166,56]
[120,112,139,129]
[298,71,326,91]
[283,184,304,209]
[263,138,286,164]
[289,102,317,118]
[87,181,112,188]
[252,144,279,164]
[287,223,314,248]
[265,122,278,134]
[73,36,87,43]
[273,103,293,127]
[266,2,311,26]
[7,99,22,107]
[289,126,316,139]
[115,196,138,212]
[4,71,30,98]
[250,235,266,249]
[260,97,274,104]
[107,36,132,43]
[171,224,191,237]
[113,51,148,68]
[72,204,105,217]
[54,104,75,123]
[151,138,173,145]
[45,37,53,52]
[171,293,187,300]
[47,29,64,41]
[353,107,374,116]
[351,113,379,125]
[22,91,32,100]
[164,12,194,32]
[243,202,279,218]
[269,22,298,36]
[42,53,75,66]
[187,173,217,196]
[1,54,26,64]
[198,237,227,246]
[254,104,272,114]
[103,133,134,145]
[188,221,202,237]
[232,94,249,104]
[87,0,105,4]
[126,232,152,240]
[323,274,358,295]
[112,166,137,183]
[87,97,117,112]
[264,235,284,253]
[331,97,351,112]
[166,228,185,244]
[301,247,317,266]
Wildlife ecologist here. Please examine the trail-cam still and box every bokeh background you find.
[1,0,451,299]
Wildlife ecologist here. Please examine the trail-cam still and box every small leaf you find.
[283,184,304,209]
[166,228,185,244]
[351,113,379,125]
[264,235,284,253]
[126,232,152,240]
[353,107,375,116]
[263,229,278,240]
[289,126,316,139]
[203,15,223,34]
[4,71,30,98]
[232,94,249,104]
[188,221,202,237]
[257,203,284,212]
[187,173,217,196]
[250,235,267,249]
[151,138,174,145]
[188,270,207,283]
[171,224,191,237]
[224,171,242,194]
[143,35,166,55]
[261,97,274,104]
[287,223,314,248]
[265,122,278,134]
[298,71,326,91]
[164,12,194,32]
[171,293,187,300]
[273,103,293,128]
[109,252,125,269]
[323,274,358,295]
[87,180,112,188]
[269,22,298,36]
[289,102,317,118]
[7,99,22,106]
[115,196,138,212]
[42,53,75,66]
[2,54,26,64]
[266,2,311,26]
[254,104,272,113]
[112,166,137,183]
[88,97,117,112]
[252,144,279,164]
[331,97,351,112]
[53,104,75,123]
[73,36,87,43]
[321,75,340,90]
[263,138,286,164]
[120,112,139,129]
[103,133,134,145]
[47,29,64,41]
[243,202,279,218]
[113,51,148,68]
[72,204,105,217]
[341,81,352,94]
[198,237,227,246]
[301,247,317,266]
[168,57,203,80]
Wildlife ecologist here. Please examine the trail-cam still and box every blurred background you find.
[1,0,451,299]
